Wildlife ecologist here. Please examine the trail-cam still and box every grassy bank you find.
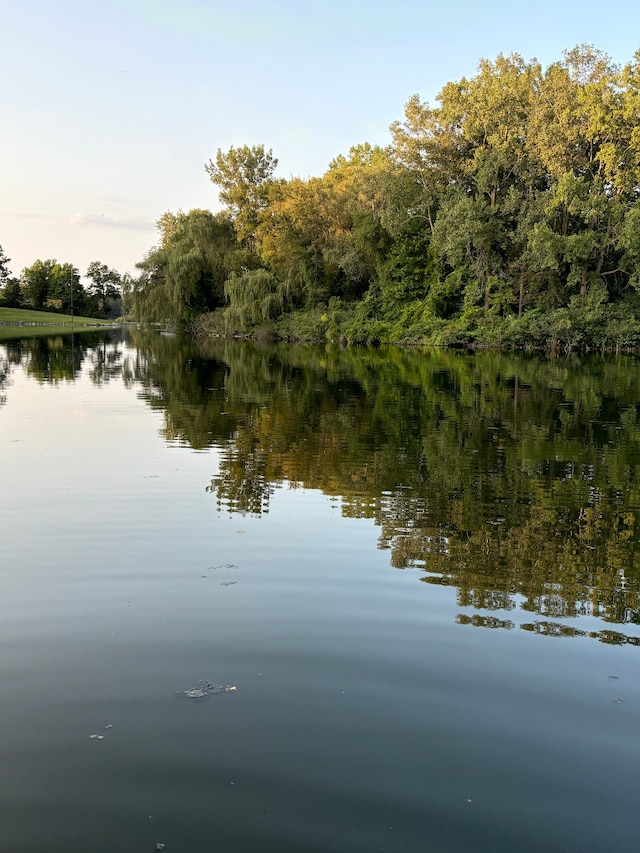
[0,307,116,326]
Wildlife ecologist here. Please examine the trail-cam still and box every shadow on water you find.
[3,329,640,643]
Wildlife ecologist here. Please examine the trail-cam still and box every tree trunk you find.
[580,263,588,300]
[518,278,524,318]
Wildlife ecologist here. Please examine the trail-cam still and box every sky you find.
[2,0,639,281]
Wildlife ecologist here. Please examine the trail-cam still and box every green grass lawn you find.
[0,307,116,326]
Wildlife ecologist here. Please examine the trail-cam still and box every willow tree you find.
[134,209,239,325]
[224,269,294,332]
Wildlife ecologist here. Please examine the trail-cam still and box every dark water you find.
[0,330,638,853]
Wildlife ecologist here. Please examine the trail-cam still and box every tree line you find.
[4,45,639,346]
[0,247,125,319]
[131,45,640,349]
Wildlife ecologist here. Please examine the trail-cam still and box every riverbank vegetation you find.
[0,249,125,320]
[130,45,640,349]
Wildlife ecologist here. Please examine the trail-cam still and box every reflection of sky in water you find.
[1,336,640,852]
[3,335,640,642]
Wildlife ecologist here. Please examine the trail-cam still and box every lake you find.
[0,329,638,853]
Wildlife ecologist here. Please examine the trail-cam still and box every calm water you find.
[0,330,638,853]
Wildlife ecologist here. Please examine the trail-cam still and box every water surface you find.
[1,331,638,852]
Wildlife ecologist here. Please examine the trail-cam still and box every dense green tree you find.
[0,277,23,308]
[0,244,11,288]
[51,263,84,313]
[389,94,452,234]
[22,259,53,309]
[129,45,640,348]
[20,260,83,312]
[86,261,121,315]
[134,209,239,325]
[0,247,22,308]
[255,145,394,306]
[386,47,640,329]
[205,144,278,245]
[376,217,439,309]
[224,269,293,331]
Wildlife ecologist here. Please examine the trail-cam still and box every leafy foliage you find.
[86,262,121,316]
[133,209,240,325]
[224,269,293,332]
[130,45,640,348]
[20,260,84,314]
[205,145,277,245]
[0,245,11,288]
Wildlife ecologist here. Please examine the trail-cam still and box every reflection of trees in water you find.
[0,354,10,407]
[11,330,640,642]
[0,331,126,387]
[127,334,640,641]
[456,614,640,646]
[87,337,124,385]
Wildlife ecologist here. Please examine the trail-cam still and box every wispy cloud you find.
[1,210,156,233]
[69,213,155,232]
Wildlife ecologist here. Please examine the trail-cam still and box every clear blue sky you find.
[2,0,639,279]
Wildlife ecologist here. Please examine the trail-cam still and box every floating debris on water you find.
[89,734,105,740]
[181,680,237,699]
[104,724,113,730]
[220,581,237,586]
[156,844,166,850]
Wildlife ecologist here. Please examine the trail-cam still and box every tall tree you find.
[1,277,23,308]
[257,145,393,303]
[21,260,82,313]
[86,261,121,314]
[524,47,630,303]
[390,94,454,234]
[0,245,19,307]
[21,260,56,310]
[0,244,11,287]
[205,145,278,245]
